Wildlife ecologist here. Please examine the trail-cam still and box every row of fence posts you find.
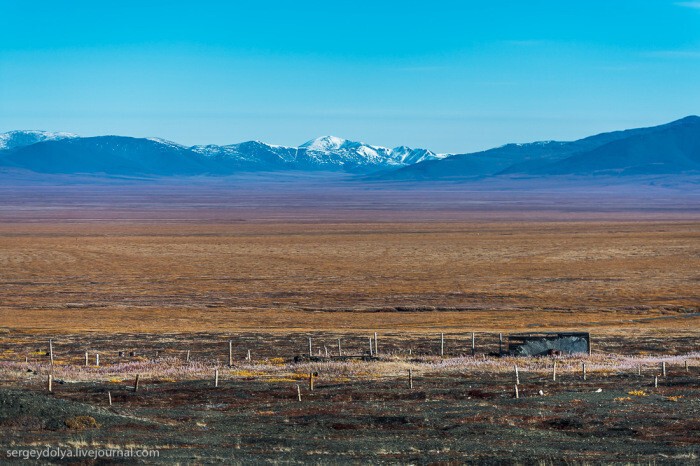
[39,336,693,400]
[42,335,686,370]
[307,332,480,358]
[45,332,502,370]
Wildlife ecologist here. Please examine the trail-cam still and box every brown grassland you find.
[0,219,698,336]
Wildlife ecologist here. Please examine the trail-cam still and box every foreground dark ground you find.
[2,372,698,464]
[1,332,698,464]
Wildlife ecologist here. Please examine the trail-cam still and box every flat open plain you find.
[0,181,698,463]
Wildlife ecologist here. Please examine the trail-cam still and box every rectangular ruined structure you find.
[507,332,590,356]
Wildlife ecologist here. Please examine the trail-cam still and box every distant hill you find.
[0,136,211,176]
[1,116,699,179]
[382,116,700,180]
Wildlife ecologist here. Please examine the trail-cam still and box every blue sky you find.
[1,1,699,153]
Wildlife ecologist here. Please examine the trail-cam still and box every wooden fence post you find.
[499,333,503,356]
[338,339,342,357]
[95,353,100,367]
[308,372,314,391]
[638,364,642,376]
[49,339,54,365]
[108,391,112,406]
[374,332,378,355]
[324,346,328,358]
[471,332,475,356]
[47,374,53,393]
[215,369,219,387]
[186,350,190,363]
[582,362,587,381]
[408,369,413,389]
[247,349,251,361]
[514,365,520,385]
[134,374,140,392]
[440,333,445,357]
[552,361,557,382]
[685,360,689,372]
[84,352,89,367]
[662,361,666,377]
[229,340,234,367]
[654,375,658,388]
[369,337,374,357]
[297,385,302,401]
[514,384,519,399]
[308,337,312,357]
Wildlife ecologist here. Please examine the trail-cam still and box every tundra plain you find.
[0,182,699,463]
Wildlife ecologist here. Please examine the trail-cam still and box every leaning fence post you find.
[514,365,520,385]
[108,391,112,406]
[514,384,519,399]
[186,350,190,363]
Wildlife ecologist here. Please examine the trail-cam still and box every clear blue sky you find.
[1,0,699,153]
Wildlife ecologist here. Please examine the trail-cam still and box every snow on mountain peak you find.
[300,135,349,151]
[296,135,444,167]
[0,130,79,150]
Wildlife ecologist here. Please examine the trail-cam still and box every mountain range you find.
[1,116,699,180]
[0,133,443,176]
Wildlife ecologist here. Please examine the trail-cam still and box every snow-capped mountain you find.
[189,136,444,172]
[0,131,444,175]
[0,130,78,151]
[298,136,444,168]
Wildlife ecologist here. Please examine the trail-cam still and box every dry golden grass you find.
[0,220,698,334]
